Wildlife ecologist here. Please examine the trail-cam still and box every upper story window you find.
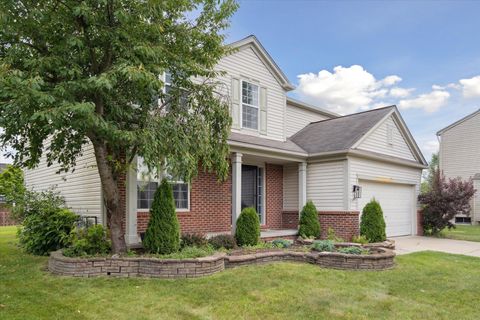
[136,157,189,211]
[242,81,259,130]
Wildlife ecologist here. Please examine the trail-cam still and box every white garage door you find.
[358,180,414,237]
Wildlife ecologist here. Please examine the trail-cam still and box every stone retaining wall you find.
[49,251,225,278]
[49,247,395,278]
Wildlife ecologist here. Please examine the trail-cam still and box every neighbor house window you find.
[136,157,189,211]
[242,81,259,130]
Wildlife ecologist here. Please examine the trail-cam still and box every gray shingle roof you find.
[228,132,306,154]
[290,106,395,154]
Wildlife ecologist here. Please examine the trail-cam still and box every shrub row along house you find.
[437,109,480,224]
[25,35,427,244]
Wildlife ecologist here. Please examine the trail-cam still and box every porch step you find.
[260,229,298,240]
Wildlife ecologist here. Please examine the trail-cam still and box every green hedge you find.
[298,201,320,238]
[143,179,180,254]
[235,207,260,246]
[360,198,386,243]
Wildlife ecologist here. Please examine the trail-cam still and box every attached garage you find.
[358,180,415,237]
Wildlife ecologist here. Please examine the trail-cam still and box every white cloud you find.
[459,75,480,98]
[398,89,450,113]
[390,87,414,98]
[296,65,403,114]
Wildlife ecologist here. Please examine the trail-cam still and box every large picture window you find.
[241,81,259,130]
[136,157,189,211]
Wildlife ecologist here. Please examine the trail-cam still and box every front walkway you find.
[394,236,480,257]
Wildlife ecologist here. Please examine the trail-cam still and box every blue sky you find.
[226,0,480,161]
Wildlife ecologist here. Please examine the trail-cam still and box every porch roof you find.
[228,132,307,155]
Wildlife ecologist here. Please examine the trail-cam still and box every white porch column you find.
[126,157,139,245]
[298,162,307,216]
[231,152,242,234]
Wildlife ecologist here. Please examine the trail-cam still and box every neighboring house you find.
[437,109,480,224]
[24,35,427,243]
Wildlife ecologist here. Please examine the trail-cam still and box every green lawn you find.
[1,226,480,320]
[440,224,480,242]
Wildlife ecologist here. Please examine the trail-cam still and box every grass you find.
[1,226,480,320]
[439,224,480,242]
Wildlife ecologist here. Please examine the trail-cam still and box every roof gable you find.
[227,35,294,91]
[290,106,394,154]
[437,109,480,136]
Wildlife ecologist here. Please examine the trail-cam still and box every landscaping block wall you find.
[282,210,360,241]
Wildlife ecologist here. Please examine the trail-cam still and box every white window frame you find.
[240,80,260,131]
[136,158,190,213]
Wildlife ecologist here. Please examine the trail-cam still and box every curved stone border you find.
[48,251,226,278]
[49,246,395,278]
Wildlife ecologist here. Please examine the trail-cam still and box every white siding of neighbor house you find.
[306,160,347,210]
[473,180,480,222]
[439,112,480,180]
[348,156,422,212]
[285,103,331,137]
[283,164,298,210]
[24,142,103,224]
[439,111,480,221]
[215,46,286,141]
[357,115,416,161]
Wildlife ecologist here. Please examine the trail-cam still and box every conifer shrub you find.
[235,207,260,246]
[360,198,386,243]
[298,201,320,238]
[143,179,180,254]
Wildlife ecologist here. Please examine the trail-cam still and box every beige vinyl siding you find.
[285,103,330,137]
[216,47,286,141]
[24,142,103,224]
[306,160,346,210]
[357,115,416,161]
[473,180,480,222]
[348,156,421,212]
[439,112,480,180]
[283,164,298,210]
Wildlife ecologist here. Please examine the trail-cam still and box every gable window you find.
[136,157,190,211]
[241,81,259,130]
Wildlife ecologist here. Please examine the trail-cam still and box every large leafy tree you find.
[420,152,438,194]
[0,0,237,253]
[0,164,25,208]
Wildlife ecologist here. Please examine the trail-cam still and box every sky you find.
[225,0,480,161]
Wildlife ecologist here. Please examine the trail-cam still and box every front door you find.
[241,165,264,223]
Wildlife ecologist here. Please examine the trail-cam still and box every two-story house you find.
[25,35,427,243]
[437,109,480,224]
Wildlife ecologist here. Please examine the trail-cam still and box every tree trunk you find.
[91,139,127,254]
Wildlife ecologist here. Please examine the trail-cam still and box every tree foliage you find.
[421,152,438,194]
[143,179,180,254]
[360,198,386,243]
[419,169,476,235]
[298,201,320,238]
[0,165,25,208]
[0,0,238,252]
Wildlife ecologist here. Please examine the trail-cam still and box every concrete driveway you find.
[393,236,480,257]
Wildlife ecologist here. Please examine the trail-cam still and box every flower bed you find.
[49,244,395,278]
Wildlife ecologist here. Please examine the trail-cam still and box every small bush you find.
[18,207,78,256]
[63,224,111,257]
[337,246,364,255]
[181,233,208,249]
[143,180,180,254]
[153,245,215,259]
[271,239,292,248]
[235,207,260,246]
[360,198,386,243]
[208,234,237,250]
[327,227,344,242]
[298,201,320,238]
[311,240,335,252]
[351,235,369,245]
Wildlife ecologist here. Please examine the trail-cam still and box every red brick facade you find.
[264,164,283,229]
[282,210,360,241]
[137,168,232,235]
